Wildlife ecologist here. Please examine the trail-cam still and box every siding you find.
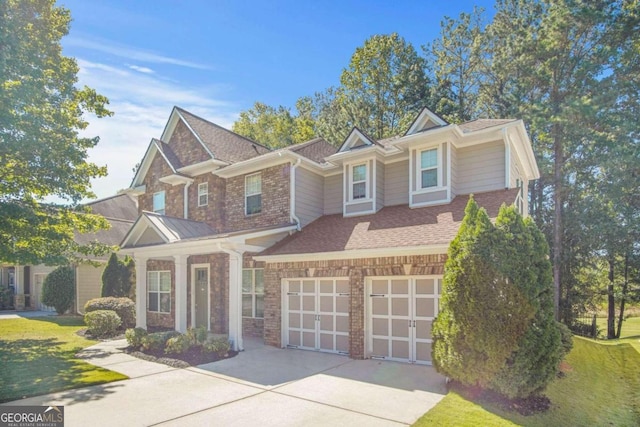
[324,174,343,214]
[295,168,324,227]
[76,263,106,313]
[384,160,410,206]
[450,145,458,197]
[456,140,505,194]
[376,161,384,212]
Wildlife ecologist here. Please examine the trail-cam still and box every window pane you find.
[421,149,437,169]
[353,182,366,199]
[198,183,208,206]
[255,295,264,318]
[242,270,253,293]
[160,272,171,292]
[160,293,171,313]
[421,169,438,188]
[149,292,159,312]
[148,272,159,292]
[246,174,261,195]
[242,295,253,317]
[352,164,366,182]
[246,194,262,214]
[255,270,264,294]
[153,191,165,214]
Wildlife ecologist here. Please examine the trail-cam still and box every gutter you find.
[290,158,302,230]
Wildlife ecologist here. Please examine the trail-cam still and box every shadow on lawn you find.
[0,338,120,403]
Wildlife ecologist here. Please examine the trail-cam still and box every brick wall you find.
[225,164,291,232]
[242,318,264,338]
[139,154,183,217]
[168,120,210,166]
[188,174,225,232]
[263,254,447,359]
[146,260,175,329]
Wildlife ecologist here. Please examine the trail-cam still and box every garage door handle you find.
[339,293,350,296]
[287,292,299,296]
[369,294,386,297]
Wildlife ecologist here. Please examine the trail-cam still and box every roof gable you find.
[405,107,448,135]
[338,128,378,153]
[287,137,337,163]
[121,212,217,248]
[130,139,178,187]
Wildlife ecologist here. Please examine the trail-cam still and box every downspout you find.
[503,127,511,189]
[290,159,302,230]
[183,181,192,219]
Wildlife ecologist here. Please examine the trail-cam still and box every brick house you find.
[120,106,539,364]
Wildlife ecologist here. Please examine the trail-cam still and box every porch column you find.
[174,254,188,333]
[225,250,244,351]
[135,257,147,328]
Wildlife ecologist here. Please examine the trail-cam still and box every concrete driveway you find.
[4,338,446,426]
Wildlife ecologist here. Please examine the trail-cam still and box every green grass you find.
[0,316,127,403]
[415,321,640,427]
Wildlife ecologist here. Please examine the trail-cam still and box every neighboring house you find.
[1,194,137,313]
[120,106,539,364]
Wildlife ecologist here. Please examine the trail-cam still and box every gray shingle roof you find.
[154,138,183,170]
[458,119,516,133]
[176,107,271,163]
[287,137,337,163]
[86,194,138,221]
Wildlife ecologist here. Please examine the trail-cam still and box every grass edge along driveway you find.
[414,317,640,427]
[0,316,127,403]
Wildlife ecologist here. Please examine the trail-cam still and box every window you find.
[153,191,166,215]
[245,173,262,215]
[351,163,368,200]
[242,269,264,318]
[148,271,171,313]
[198,182,208,206]
[419,148,438,189]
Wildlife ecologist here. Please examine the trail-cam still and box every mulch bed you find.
[448,380,552,416]
[123,346,238,368]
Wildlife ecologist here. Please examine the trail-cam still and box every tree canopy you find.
[0,0,113,265]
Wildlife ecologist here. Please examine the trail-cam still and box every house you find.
[1,194,137,313]
[120,106,539,364]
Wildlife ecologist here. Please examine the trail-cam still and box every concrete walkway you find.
[0,310,56,319]
[4,338,446,426]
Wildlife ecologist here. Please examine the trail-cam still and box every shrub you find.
[0,287,13,309]
[85,310,121,338]
[185,326,208,346]
[141,331,180,353]
[557,321,574,356]
[125,327,148,349]
[165,334,192,355]
[102,253,134,298]
[84,297,136,329]
[41,266,75,314]
[203,337,231,357]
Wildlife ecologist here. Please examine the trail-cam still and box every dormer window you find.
[153,191,165,215]
[419,148,439,189]
[351,163,368,200]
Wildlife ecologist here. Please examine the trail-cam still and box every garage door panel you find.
[392,319,409,337]
[415,320,432,339]
[392,298,408,316]
[303,332,316,347]
[372,338,389,357]
[415,279,435,294]
[392,280,408,294]
[336,296,349,313]
[289,313,300,328]
[303,313,316,329]
[336,335,349,353]
[416,342,432,362]
[289,331,300,346]
[289,295,300,310]
[372,298,388,315]
[372,318,387,335]
[303,296,315,311]
[392,340,409,359]
[320,333,333,351]
[372,280,387,294]
[288,281,301,293]
[336,280,349,294]
[303,280,315,293]
[320,296,333,312]
[319,280,333,293]
[415,297,435,317]
[336,316,350,333]
[319,314,333,331]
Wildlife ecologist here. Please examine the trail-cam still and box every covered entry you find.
[366,276,441,364]
[283,278,350,354]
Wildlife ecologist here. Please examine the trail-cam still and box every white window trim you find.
[153,191,166,215]
[418,147,440,190]
[242,268,264,319]
[244,173,262,216]
[148,270,171,314]
[197,182,208,207]
[409,142,451,208]
[343,158,376,217]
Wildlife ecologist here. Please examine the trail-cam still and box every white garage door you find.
[367,277,441,364]
[284,278,350,355]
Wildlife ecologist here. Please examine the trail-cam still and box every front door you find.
[193,267,209,329]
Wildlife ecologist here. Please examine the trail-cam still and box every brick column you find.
[135,257,147,328]
[174,255,188,333]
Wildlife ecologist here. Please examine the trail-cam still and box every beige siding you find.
[412,189,449,205]
[450,145,458,197]
[376,160,384,211]
[345,200,374,215]
[31,265,56,311]
[324,174,343,214]
[456,140,505,194]
[295,168,324,227]
[384,160,410,206]
[76,263,106,313]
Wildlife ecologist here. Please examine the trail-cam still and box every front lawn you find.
[0,316,127,403]
[415,321,640,426]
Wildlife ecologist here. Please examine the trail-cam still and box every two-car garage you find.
[281,276,441,364]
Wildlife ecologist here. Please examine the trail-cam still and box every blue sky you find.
[57,0,495,200]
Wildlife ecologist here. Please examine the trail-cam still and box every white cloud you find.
[74,59,239,201]
[128,64,154,74]
[66,36,211,70]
